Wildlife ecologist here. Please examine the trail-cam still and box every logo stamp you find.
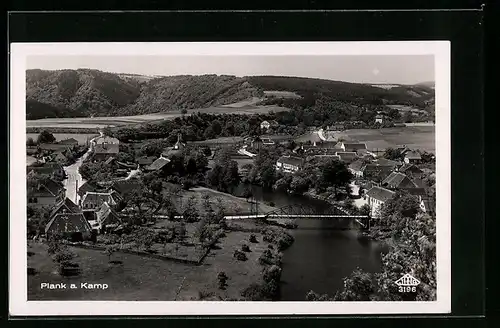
[395,273,420,293]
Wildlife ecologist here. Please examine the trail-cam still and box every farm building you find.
[381,172,418,190]
[38,143,72,153]
[365,186,395,217]
[58,138,79,146]
[146,156,171,172]
[27,162,65,179]
[91,135,119,147]
[397,163,424,177]
[404,151,422,164]
[27,179,65,207]
[49,197,81,220]
[95,202,122,232]
[80,191,122,211]
[276,156,304,173]
[45,213,92,241]
[348,159,366,178]
[108,180,143,198]
[92,143,119,161]
[335,152,358,163]
[77,181,100,197]
[339,142,367,153]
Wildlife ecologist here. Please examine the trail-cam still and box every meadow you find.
[335,126,436,153]
[26,104,291,129]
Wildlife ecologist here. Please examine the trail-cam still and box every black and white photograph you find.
[10,42,451,315]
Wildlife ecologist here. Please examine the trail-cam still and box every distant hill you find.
[26,69,434,119]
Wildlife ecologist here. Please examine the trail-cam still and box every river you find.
[234,184,383,301]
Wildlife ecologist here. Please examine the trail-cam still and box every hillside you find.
[26,69,434,119]
[26,69,263,119]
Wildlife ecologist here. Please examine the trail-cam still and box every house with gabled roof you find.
[276,156,304,173]
[77,181,100,197]
[348,159,366,178]
[382,172,418,190]
[95,202,122,232]
[146,156,171,172]
[339,142,367,153]
[137,156,156,167]
[80,190,122,212]
[27,179,65,207]
[45,212,92,240]
[108,180,143,198]
[92,143,119,161]
[404,151,422,164]
[161,134,186,158]
[57,138,79,146]
[365,186,395,217]
[336,151,358,163]
[49,197,81,220]
[398,163,423,177]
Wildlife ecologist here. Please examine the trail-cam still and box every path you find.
[62,135,99,204]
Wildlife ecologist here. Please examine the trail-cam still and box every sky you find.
[27,55,434,85]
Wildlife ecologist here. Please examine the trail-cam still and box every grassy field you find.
[26,103,291,129]
[28,227,275,301]
[296,126,435,153]
[26,133,98,145]
[335,126,435,153]
[176,187,277,214]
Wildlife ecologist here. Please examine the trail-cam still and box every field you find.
[26,133,98,144]
[334,126,435,153]
[26,103,291,129]
[263,90,302,99]
[28,226,274,301]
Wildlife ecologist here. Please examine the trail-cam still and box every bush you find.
[27,267,37,275]
[218,271,228,289]
[258,249,274,265]
[241,283,264,301]
[233,249,248,261]
[241,244,251,252]
[53,249,76,264]
[249,234,258,243]
[263,265,282,283]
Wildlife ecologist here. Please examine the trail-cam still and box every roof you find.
[45,213,92,234]
[405,151,422,159]
[349,159,366,172]
[261,120,279,126]
[342,143,367,151]
[81,191,122,207]
[147,157,171,171]
[38,143,71,151]
[366,186,395,202]
[336,152,358,162]
[93,136,119,144]
[364,163,396,173]
[28,178,64,198]
[374,158,400,167]
[109,180,143,196]
[405,188,427,196]
[162,147,183,158]
[27,162,63,175]
[49,197,81,218]
[137,156,156,165]
[382,172,418,189]
[58,138,79,144]
[399,163,423,174]
[96,202,121,225]
[77,181,100,196]
[310,155,341,161]
[277,156,304,167]
[93,143,119,154]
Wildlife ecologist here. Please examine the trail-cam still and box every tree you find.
[218,271,228,289]
[103,245,119,262]
[317,159,353,196]
[26,137,36,146]
[359,204,371,216]
[334,268,375,301]
[383,148,402,161]
[403,111,413,123]
[181,109,188,115]
[37,130,56,144]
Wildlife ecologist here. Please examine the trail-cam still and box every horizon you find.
[26,67,435,86]
[26,55,435,85]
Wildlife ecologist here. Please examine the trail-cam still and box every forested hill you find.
[26,69,434,119]
[26,69,263,119]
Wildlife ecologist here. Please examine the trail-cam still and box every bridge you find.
[224,204,370,229]
[145,204,371,230]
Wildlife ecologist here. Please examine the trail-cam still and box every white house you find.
[404,151,422,164]
[375,114,384,124]
[260,120,279,131]
[365,186,395,217]
[276,156,304,173]
[339,142,367,153]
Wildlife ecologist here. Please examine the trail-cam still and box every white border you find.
[10,41,451,316]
